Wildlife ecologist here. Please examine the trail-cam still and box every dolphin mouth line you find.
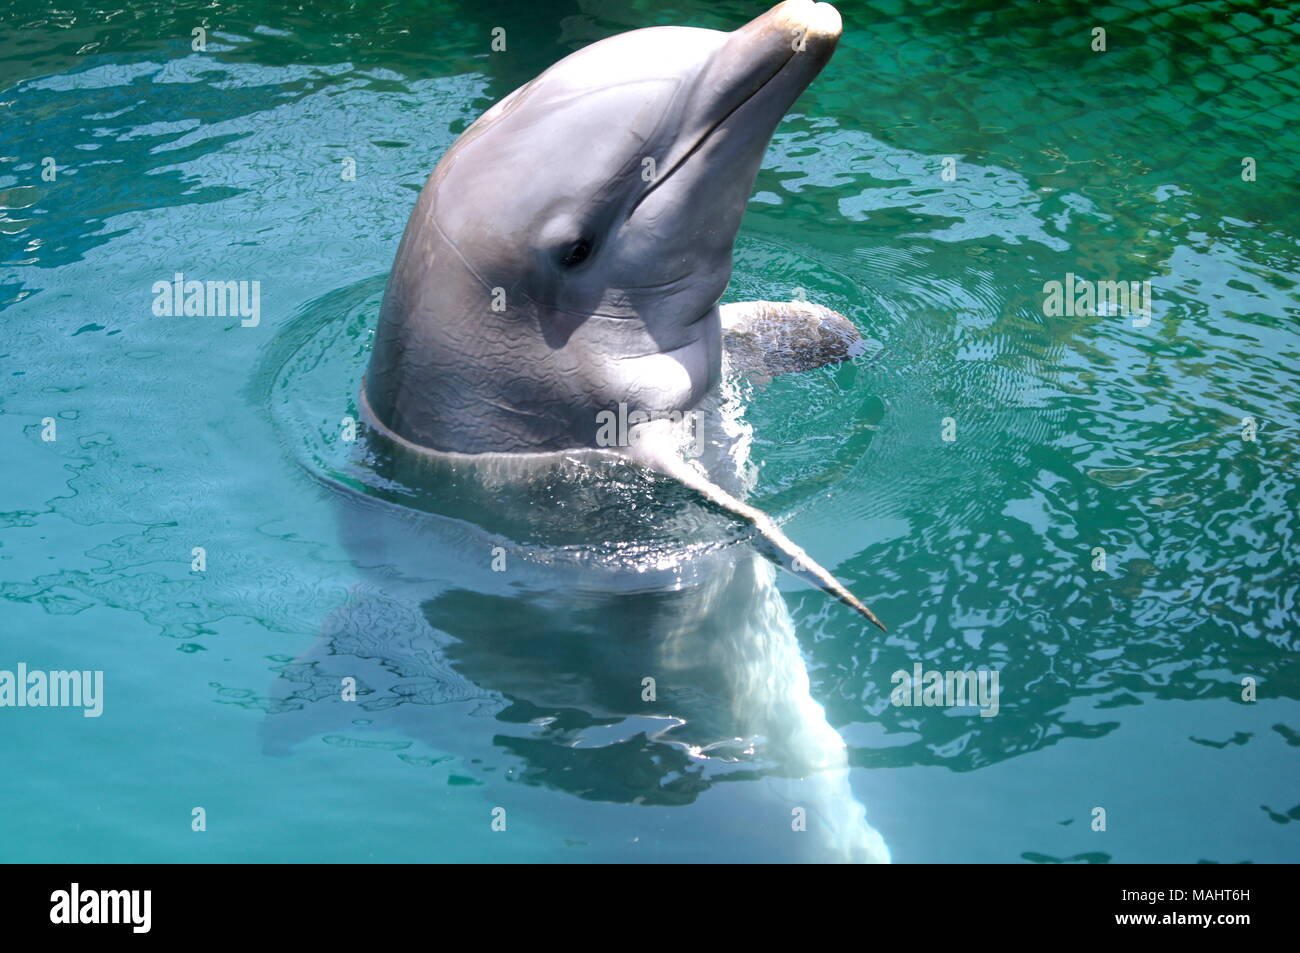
[625,45,801,221]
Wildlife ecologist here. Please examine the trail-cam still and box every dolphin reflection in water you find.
[264,0,889,862]
[265,376,889,862]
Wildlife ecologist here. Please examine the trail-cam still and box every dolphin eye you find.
[559,237,594,268]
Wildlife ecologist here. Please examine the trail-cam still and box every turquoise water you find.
[2,0,1298,863]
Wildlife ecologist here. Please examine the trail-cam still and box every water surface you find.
[2,0,1298,862]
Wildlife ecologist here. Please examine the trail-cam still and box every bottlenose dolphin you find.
[361,0,883,628]
[266,0,891,862]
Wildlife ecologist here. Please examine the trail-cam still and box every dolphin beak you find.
[758,0,843,48]
[708,0,842,115]
[631,1,841,219]
[727,0,843,80]
[710,0,841,144]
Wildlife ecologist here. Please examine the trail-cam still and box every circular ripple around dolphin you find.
[261,246,901,578]
[261,275,741,577]
[745,237,1070,538]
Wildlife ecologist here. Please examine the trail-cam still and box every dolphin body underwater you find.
[267,0,891,862]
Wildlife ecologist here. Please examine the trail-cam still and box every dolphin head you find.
[365,0,842,453]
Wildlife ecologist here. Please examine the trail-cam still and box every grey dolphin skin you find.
[360,0,885,628]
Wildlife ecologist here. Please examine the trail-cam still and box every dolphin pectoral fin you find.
[630,435,887,631]
[676,464,888,632]
[720,300,867,378]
